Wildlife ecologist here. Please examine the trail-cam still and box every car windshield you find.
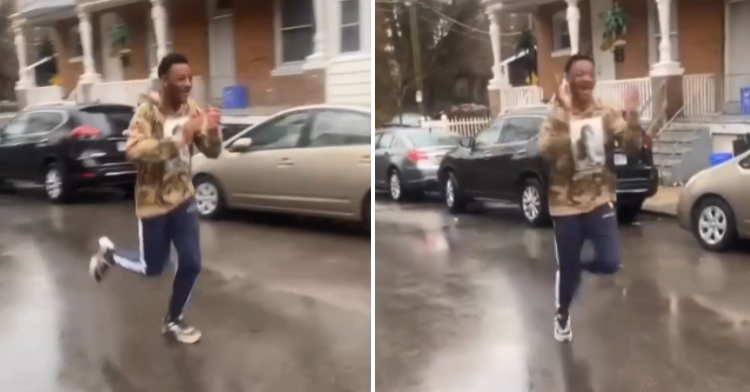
[405,129,460,147]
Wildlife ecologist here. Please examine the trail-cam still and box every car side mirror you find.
[460,137,472,148]
[228,137,252,152]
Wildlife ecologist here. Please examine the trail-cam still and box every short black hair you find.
[157,52,189,79]
[564,53,594,74]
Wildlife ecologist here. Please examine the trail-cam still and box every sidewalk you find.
[642,186,681,217]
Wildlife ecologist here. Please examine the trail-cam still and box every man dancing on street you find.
[538,54,643,342]
[89,53,222,344]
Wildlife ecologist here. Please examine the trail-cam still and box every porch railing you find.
[594,77,652,120]
[499,85,544,111]
[683,74,720,116]
[88,76,208,107]
[25,85,65,106]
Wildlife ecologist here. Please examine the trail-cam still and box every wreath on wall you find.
[109,23,132,66]
[600,2,628,51]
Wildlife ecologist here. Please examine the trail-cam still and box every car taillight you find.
[70,126,102,140]
[407,150,428,162]
[642,132,653,149]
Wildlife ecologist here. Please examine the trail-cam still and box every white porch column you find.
[13,20,34,90]
[650,0,683,76]
[486,9,507,88]
[304,0,326,69]
[566,0,581,55]
[150,0,169,78]
[77,7,101,84]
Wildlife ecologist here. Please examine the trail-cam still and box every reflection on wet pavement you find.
[0,192,370,392]
[375,200,750,392]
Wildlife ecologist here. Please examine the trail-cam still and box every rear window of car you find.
[77,106,134,136]
[405,129,461,147]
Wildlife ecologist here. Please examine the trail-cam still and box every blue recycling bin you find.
[741,87,750,115]
[222,86,249,109]
[710,152,733,167]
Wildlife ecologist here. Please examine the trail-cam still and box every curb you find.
[641,207,677,219]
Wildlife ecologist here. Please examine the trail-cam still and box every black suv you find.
[0,103,136,202]
[437,106,659,226]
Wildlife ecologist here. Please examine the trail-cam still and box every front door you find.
[208,0,237,105]
[726,0,750,105]
[221,110,311,211]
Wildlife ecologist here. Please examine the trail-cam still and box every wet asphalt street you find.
[375,197,750,392]
[0,188,370,392]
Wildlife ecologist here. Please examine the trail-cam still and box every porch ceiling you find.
[13,0,75,23]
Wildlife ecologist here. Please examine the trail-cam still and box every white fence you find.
[594,77,653,120]
[422,115,492,138]
[25,86,65,106]
[499,86,544,111]
[683,74,719,116]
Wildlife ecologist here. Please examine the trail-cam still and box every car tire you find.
[44,163,74,204]
[361,194,371,234]
[387,168,407,202]
[444,171,469,213]
[617,200,643,223]
[519,178,550,227]
[193,175,227,220]
[691,197,738,252]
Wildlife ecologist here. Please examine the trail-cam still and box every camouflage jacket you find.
[538,100,642,217]
[125,92,222,218]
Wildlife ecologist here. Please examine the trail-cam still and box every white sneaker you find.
[554,313,573,342]
[162,316,202,344]
[89,237,115,283]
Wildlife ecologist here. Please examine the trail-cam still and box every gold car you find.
[677,150,750,251]
[192,105,371,227]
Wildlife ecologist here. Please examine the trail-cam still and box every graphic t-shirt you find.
[163,115,191,176]
[569,116,606,176]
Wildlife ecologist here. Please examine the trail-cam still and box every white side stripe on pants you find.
[112,219,148,274]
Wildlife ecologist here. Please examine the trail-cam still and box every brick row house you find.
[11,0,372,113]
[483,0,750,120]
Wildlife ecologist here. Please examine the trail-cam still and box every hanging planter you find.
[109,23,132,66]
[600,2,628,52]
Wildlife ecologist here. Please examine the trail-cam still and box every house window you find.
[69,26,83,62]
[649,0,679,62]
[278,0,315,64]
[552,11,571,54]
[341,0,360,53]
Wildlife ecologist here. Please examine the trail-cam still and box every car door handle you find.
[277,157,294,167]
[482,151,492,158]
[512,148,527,158]
[35,139,49,148]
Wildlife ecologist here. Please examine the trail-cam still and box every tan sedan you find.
[677,150,750,251]
[191,105,372,228]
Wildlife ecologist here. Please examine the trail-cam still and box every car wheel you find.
[44,163,74,203]
[519,178,549,227]
[692,197,738,252]
[193,175,226,220]
[617,200,643,223]
[361,195,371,234]
[388,169,405,202]
[444,172,469,213]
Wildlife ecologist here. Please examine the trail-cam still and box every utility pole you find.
[407,0,425,116]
